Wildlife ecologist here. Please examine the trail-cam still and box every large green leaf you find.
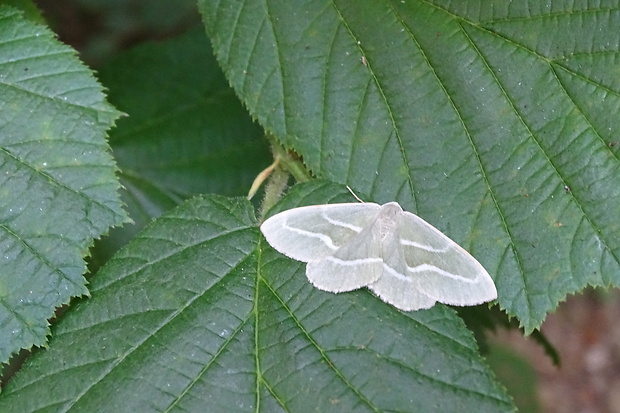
[198,0,620,332]
[0,188,515,412]
[91,28,270,263]
[0,6,126,362]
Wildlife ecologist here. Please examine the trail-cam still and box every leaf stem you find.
[257,135,312,220]
[267,134,312,183]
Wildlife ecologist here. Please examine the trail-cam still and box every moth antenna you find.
[346,186,364,203]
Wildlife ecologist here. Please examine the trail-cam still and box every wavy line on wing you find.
[400,239,449,253]
[320,211,364,232]
[406,263,478,283]
[282,219,339,250]
[322,256,383,265]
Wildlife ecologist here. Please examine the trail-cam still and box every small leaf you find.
[0,192,515,412]
[0,6,126,362]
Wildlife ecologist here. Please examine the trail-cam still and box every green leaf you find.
[485,344,541,413]
[0,190,515,412]
[0,6,126,362]
[91,28,270,262]
[0,1,44,24]
[198,0,620,332]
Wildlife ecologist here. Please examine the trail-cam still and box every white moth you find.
[260,202,497,311]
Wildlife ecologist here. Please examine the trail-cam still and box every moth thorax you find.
[379,202,401,239]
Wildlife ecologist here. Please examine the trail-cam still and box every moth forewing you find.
[260,203,383,262]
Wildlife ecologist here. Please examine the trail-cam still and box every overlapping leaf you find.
[199,0,620,332]
[0,6,126,362]
[92,28,270,263]
[0,190,515,412]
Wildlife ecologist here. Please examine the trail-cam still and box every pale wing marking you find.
[406,263,478,283]
[382,263,410,281]
[321,211,364,232]
[282,218,339,250]
[324,256,383,266]
[400,239,449,253]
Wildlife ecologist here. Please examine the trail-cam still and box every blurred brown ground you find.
[493,289,620,413]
